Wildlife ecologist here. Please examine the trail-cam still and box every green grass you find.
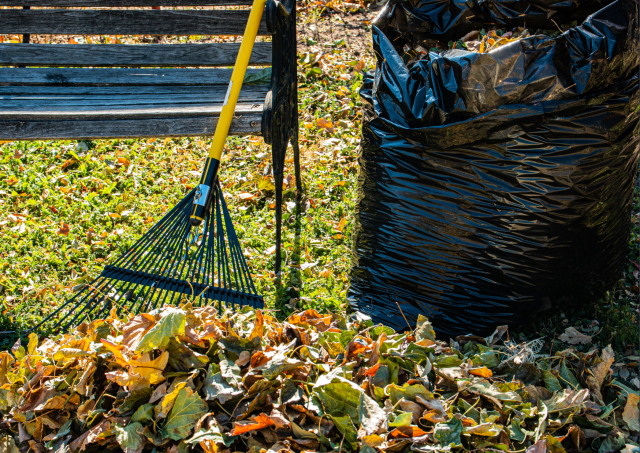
[0,25,374,348]
[0,3,638,359]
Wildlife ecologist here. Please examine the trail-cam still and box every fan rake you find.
[23,183,262,334]
[0,0,267,336]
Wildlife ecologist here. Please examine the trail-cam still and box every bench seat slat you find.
[0,115,262,139]
[0,0,252,5]
[0,43,272,67]
[0,68,265,86]
[0,10,269,36]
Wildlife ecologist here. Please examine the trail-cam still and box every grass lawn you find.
[0,0,638,363]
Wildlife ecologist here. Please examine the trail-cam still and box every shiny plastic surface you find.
[348,0,639,336]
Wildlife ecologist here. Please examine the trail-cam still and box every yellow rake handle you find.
[190,0,267,226]
[209,0,266,161]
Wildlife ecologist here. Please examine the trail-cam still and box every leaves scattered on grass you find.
[1,306,639,453]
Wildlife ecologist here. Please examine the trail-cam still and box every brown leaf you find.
[77,399,96,424]
[623,393,640,432]
[57,222,70,236]
[558,327,592,345]
[68,419,112,452]
[592,345,615,389]
[568,425,586,450]
[288,309,333,332]
[367,332,386,366]
[235,351,251,367]
[526,385,552,402]
[121,314,156,353]
[149,382,168,404]
[201,322,224,341]
[399,400,423,425]
[316,118,335,133]
[526,438,548,453]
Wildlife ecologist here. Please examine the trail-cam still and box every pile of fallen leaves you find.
[0,307,639,453]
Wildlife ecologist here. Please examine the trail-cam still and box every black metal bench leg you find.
[293,136,302,199]
[263,0,296,275]
[274,167,284,274]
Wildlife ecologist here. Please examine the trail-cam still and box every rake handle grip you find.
[190,0,266,226]
[190,157,220,226]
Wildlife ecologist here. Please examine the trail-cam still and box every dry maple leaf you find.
[558,327,592,345]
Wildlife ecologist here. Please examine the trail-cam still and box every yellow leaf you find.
[105,370,136,387]
[319,268,333,278]
[100,339,129,367]
[6,176,18,186]
[258,177,275,192]
[249,310,264,340]
[109,213,121,219]
[129,351,169,386]
[469,367,493,378]
[155,382,187,419]
[118,157,131,168]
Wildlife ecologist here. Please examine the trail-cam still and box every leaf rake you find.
[1,0,267,335]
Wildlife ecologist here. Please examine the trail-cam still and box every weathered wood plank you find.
[0,43,272,67]
[0,102,264,118]
[0,68,266,86]
[0,115,262,140]
[0,0,252,5]
[0,98,266,111]
[0,85,269,95]
[0,10,269,35]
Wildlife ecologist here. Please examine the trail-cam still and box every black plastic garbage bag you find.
[348,0,639,336]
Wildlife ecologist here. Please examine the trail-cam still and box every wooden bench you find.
[0,0,300,272]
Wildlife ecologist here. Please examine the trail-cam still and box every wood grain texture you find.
[0,84,269,96]
[0,0,252,5]
[0,68,265,85]
[0,10,269,35]
[0,43,272,67]
[0,115,262,140]
[0,101,264,118]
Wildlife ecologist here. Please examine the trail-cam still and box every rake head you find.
[14,183,263,335]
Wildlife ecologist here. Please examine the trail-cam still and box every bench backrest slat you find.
[0,0,252,5]
[0,43,272,67]
[0,10,268,36]
[0,68,264,85]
